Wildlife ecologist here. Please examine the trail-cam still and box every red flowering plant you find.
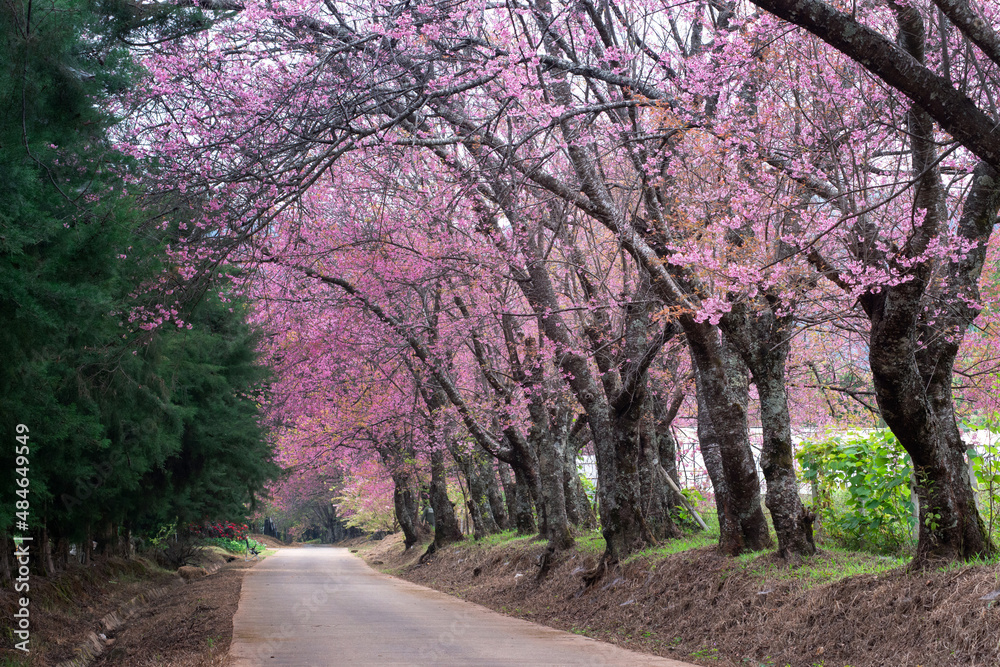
[189,521,250,541]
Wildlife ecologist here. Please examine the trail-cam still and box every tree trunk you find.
[392,469,423,549]
[512,466,537,534]
[639,406,681,541]
[756,367,815,559]
[84,525,94,564]
[869,309,994,562]
[482,457,510,530]
[497,219,649,561]
[535,429,573,548]
[522,340,573,549]
[694,379,737,545]
[867,288,995,563]
[688,330,772,556]
[498,462,518,528]
[744,0,1000,564]
[456,450,501,539]
[862,149,998,563]
[41,526,56,575]
[723,306,816,559]
[429,448,462,547]
[97,522,117,558]
[601,385,661,557]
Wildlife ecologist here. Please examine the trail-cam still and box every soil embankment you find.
[364,533,1000,667]
[1,547,260,666]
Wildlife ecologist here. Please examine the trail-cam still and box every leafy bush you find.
[146,522,177,551]
[963,426,1000,542]
[798,430,916,556]
[200,536,264,554]
[334,464,397,533]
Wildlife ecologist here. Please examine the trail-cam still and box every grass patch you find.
[198,536,266,555]
[617,507,912,590]
[932,550,1000,573]
[573,530,606,554]
[623,510,720,564]
[732,547,909,589]
[463,530,539,549]
[624,531,720,564]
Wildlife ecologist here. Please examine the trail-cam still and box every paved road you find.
[229,546,695,666]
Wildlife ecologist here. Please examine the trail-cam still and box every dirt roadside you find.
[1,540,277,667]
[361,533,1000,667]
[87,558,253,667]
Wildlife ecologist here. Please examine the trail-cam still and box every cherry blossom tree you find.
[113,0,1000,565]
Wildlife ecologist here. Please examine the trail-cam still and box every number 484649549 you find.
[15,424,29,523]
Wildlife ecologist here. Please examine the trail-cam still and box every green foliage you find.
[147,523,177,550]
[0,0,278,545]
[334,487,397,534]
[680,487,706,507]
[577,464,597,501]
[0,0,143,539]
[200,536,264,555]
[798,430,916,556]
[134,291,279,530]
[963,426,1000,542]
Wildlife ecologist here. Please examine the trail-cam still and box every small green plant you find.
[148,522,177,550]
[680,486,705,508]
[690,646,720,660]
[200,536,265,554]
[798,429,915,555]
[965,426,1000,541]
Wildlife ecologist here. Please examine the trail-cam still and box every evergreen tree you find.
[1,0,278,570]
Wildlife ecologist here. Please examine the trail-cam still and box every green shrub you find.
[200,536,264,554]
[798,430,915,556]
[963,426,1000,542]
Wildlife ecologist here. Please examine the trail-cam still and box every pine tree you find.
[1,0,278,570]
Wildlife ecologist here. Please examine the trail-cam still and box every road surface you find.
[229,546,696,666]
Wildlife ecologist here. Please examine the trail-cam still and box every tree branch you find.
[748,0,1000,166]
